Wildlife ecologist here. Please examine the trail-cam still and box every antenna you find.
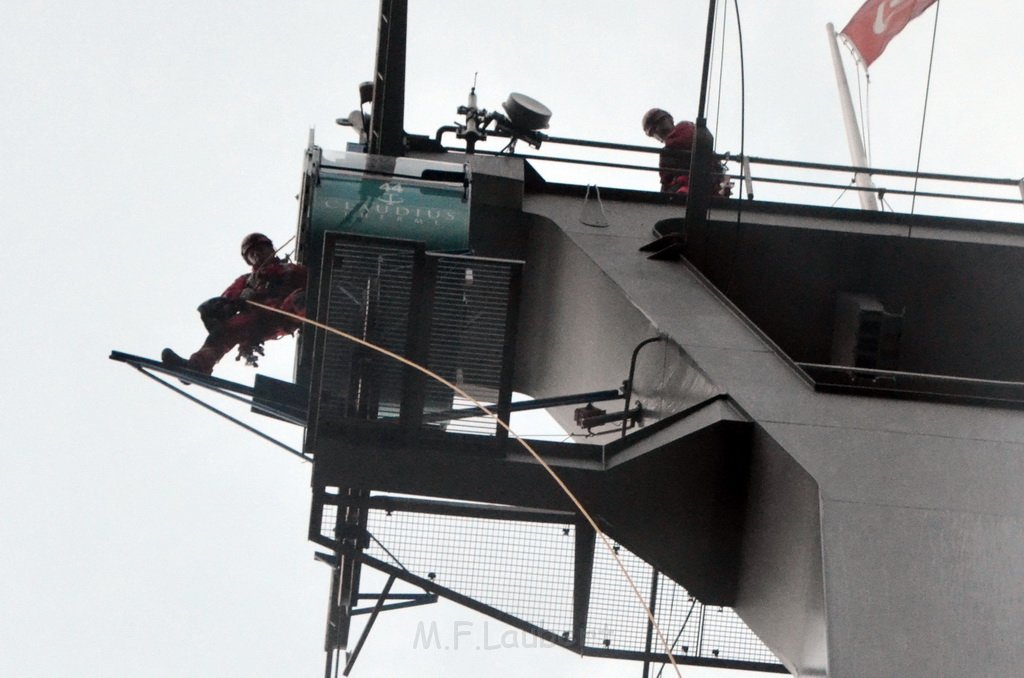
[458,73,486,153]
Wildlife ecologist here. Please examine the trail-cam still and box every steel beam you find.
[368,0,407,157]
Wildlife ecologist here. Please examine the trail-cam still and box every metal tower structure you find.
[113,2,1024,676]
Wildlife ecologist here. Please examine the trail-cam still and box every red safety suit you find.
[187,258,308,374]
[658,122,730,197]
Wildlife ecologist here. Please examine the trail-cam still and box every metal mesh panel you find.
[315,497,782,669]
[319,239,418,421]
[699,605,779,664]
[424,255,517,435]
[314,239,519,434]
[586,541,655,650]
[319,502,338,539]
[587,542,777,665]
[364,508,576,635]
[652,578,702,658]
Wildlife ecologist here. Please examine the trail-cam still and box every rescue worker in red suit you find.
[642,108,731,197]
[162,233,307,375]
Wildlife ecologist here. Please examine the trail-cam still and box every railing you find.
[433,126,1024,223]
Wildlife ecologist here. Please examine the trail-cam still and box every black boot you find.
[161,348,190,369]
[161,348,197,384]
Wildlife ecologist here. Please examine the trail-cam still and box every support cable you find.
[830,178,854,207]
[248,302,686,677]
[656,599,700,678]
[134,366,310,462]
[712,0,728,141]
[732,0,746,199]
[864,65,872,166]
[855,58,871,165]
[911,0,943,216]
[723,0,747,297]
[366,531,412,575]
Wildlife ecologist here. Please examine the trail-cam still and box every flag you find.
[840,0,938,67]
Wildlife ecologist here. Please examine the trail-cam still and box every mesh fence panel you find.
[319,240,418,421]
[700,605,780,664]
[315,238,520,435]
[424,255,517,436]
[365,508,576,635]
[329,499,782,668]
[586,541,655,651]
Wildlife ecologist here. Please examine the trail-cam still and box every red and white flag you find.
[840,0,938,67]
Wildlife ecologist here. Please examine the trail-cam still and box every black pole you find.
[695,0,718,126]
[685,0,719,235]
[368,0,408,157]
[641,571,660,678]
[343,575,397,676]
[622,338,663,438]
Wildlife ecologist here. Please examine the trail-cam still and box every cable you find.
[366,531,412,574]
[864,66,873,166]
[712,0,728,141]
[854,57,871,165]
[248,302,686,677]
[830,178,855,207]
[732,0,745,190]
[837,34,873,169]
[722,0,747,297]
[135,366,310,462]
[911,0,943,216]
[656,598,700,678]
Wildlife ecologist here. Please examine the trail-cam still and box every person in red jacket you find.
[642,108,731,196]
[162,233,307,375]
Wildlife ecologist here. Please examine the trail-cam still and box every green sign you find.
[310,171,470,251]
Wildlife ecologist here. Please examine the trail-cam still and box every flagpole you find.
[826,22,879,211]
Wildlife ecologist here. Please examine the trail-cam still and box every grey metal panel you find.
[513,211,719,438]
[535,186,1024,383]
[706,203,1024,249]
[516,186,1024,677]
[821,499,1024,678]
[685,218,1024,381]
[544,211,771,355]
[764,422,1024,518]
[733,430,827,678]
[603,398,747,469]
[682,346,1024,448]
[531,213,776,356]
[599,417,753,605]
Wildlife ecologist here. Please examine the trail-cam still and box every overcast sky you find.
[3,1,1022,677]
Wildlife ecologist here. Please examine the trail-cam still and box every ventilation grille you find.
[312,234,521,436]
[424,255,518,435]
[318,238,419,421]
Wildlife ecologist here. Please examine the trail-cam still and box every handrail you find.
[431,126,1024,218]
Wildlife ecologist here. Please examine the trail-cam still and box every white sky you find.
[3,1,1022,676]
